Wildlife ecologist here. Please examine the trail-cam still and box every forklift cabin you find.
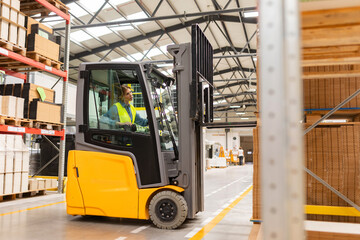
[66,25,213,229]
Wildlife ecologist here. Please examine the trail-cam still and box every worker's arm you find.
[100,105,124,128]
[134,112,148,126]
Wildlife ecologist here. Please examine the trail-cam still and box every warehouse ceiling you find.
[42,0,258,124]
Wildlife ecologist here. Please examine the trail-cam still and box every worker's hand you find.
[116,122,132,126]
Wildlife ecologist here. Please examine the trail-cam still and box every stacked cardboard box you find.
[28,178,57,191]
[26,16,60,61]
[21,82,55,118]
[303,73,360,110]
[0,0,26,47]
[0,82,61,124]
[0,134,29,195]
[305,124,360,223]
[252,126,261,221]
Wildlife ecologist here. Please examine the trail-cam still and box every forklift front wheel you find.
[149,191,188,229]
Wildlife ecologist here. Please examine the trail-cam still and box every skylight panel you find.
[109,0,132,6]
[79,0,107,13]
[244,11,259,18]
[131,52,143,61]
[68,3,88,17]
[86,26,113,37]
[111,57,130,62]
[145,48,163,58]
[127,11,148,25]
[71,30,92,42]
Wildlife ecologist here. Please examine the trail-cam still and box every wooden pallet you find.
[33,121,63,131]
[26,52,62,70]
[0,39,26,56]
[0,116,33,128]
[0,190,46,201]
[20,0,69,16]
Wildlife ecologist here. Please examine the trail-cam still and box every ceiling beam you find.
[54,7,257,31]
[68,15,256,61]
[214,66,255,75]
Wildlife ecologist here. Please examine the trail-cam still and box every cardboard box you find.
[8,22,17,44]
[22,151,29,172]
[2,95,16,118]
[13,83,21,97]
[45,179,51,189]
[37,178,45,189]
[4,173,13,194]
[0,18,9,40]
[0,95,2,116]
[13,172,20,193]
[28,178,36,190]
[17,27,25,47]
[9,8,16,22]
[0,134,5,151]
[5,134,14,150]
[13,134,22,150]
[15,97,24,118]
[51,179,57,188]
[29,100,62,123]
[17,12,24,26]
[27,33,60,61]
[5,151,13,172]
[30,24,60,44]
[0,173,3,195]
[21,171,28,192]
[26,16,53,35]
[22,83,55,118]
[0,151,5,173]
[10,0,20,11]
[0,4,10,20]
[4,83,13,95]
[13,151,22,172]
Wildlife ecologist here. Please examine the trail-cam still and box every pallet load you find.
[0,0,26,55]
[25,16,62,69]
[0,134,29,195]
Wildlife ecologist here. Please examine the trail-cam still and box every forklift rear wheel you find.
[149,191,188,229]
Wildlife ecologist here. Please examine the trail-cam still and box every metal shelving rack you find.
[0,0,70,193]
[259,0,304,239]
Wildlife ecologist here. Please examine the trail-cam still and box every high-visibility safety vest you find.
[115,102,136,124]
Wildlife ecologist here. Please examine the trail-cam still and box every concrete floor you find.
[0,164,253,240]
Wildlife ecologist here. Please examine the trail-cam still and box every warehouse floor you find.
[0,164,254,240]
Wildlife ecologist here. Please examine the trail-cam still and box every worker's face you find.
[123,88,133,102]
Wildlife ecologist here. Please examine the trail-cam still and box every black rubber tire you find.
[149,191,188,229]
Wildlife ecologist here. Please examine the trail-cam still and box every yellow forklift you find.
[66,25,214,229]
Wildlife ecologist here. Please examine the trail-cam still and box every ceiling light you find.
[236,112,246,115]
[214,118,222,121]
[253,56,257,61]
[230,105,241,108]
[244,11,259,18]
[241,117,249,120]
[214,92,220,96]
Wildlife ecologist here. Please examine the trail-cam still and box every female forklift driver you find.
[102,84,148,130]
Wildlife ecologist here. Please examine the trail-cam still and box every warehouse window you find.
[87,68,149,147]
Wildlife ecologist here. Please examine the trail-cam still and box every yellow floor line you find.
[190,185,253,240]
[0,201,65,217]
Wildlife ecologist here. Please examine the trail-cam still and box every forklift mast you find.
[169,24,214,218]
